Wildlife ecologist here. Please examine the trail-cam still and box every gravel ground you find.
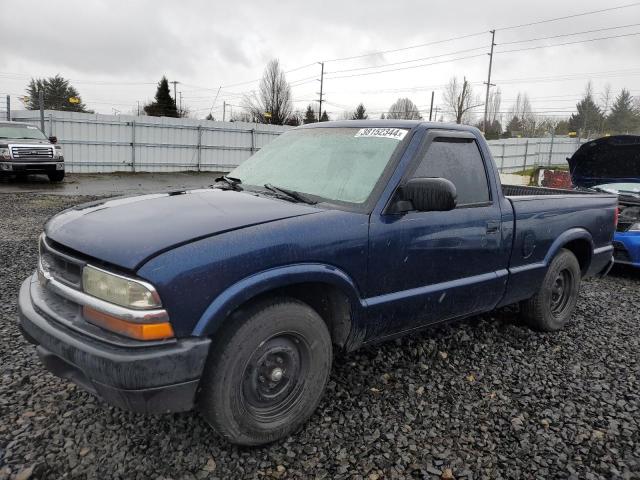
[1,193,639,480]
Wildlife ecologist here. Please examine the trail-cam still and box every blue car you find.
[568,135,640,267]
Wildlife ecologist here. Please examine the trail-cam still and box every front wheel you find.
[520,248,581,331]
[198,298,332,446]
[48,171,65,182]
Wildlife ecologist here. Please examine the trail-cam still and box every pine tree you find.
[320,111,329,122]
[554,120,570,135]
[144,77,179,117]
[569,84,605,135]
[303,105,317,124]
[505,116,523,137]
[26,75,91,112]
[351,103,368,120]
[607,89,639,133]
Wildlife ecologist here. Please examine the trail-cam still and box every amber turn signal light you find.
[83,306,174,341]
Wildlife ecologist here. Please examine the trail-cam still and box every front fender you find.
[191,263,364,336]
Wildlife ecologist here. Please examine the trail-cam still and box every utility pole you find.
[179,91,183,115]
[434,106,439,122]
[317,62,324,122]
[428,91,435,121]
[137,101,140,116]
[483,30,496,135]
[6,95,10,121]
[38,90,45,132]
[170,80,179,105]
[223,101,227,122]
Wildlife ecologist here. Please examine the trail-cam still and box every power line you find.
[326,46,488,75]
[496,1,640,31]
[498,22,640,45]
[322,31,488,64]
[325,53,488,80]
[496,31,640,54]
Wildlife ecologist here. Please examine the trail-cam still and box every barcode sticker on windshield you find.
[355,128,407,141]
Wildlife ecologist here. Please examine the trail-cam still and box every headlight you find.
[53,146,63,158]
[0,147,10,160]
[82,265,161,309]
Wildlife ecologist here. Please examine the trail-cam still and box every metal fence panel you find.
[10,110,288,173]
[8,110,591,175]
[487,137,588,173]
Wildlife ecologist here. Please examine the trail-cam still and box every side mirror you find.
[48,136,58,144]
[397,177,457,212]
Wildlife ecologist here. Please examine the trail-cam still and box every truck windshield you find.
[229,127,408,205]
[0,124,47,140]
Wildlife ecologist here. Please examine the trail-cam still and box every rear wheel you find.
[48,171,65,182]
[198,298,332,446]
[520,248,581,331]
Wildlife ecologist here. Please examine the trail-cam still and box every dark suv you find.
[0,121,65,182]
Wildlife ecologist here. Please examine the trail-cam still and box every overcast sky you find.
[1,0,639,123]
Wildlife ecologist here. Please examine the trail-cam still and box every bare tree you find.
[507,92,535,136]
[243,59,293,125]
[341,110,354,120]
[487,88,502,125]
[386,98,422,120]
[229,110,253,123]
[599,83,612,132]
[443,76,481,124]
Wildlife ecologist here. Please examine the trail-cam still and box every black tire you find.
[520,248,581,331]
[48,171,65,182]
[198,298,332,446]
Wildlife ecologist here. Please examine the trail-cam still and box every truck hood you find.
[568,135,640,188]
[1,138,51,147]
[45,189,320,270]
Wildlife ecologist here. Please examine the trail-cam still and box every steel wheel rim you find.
[240,332,310,423]
[550,268,573,317]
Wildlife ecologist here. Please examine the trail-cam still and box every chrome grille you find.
[11,146,54,159]
[39,236,85,288]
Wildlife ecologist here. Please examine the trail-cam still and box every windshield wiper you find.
[264,183,317,205]
[213,175,243,191]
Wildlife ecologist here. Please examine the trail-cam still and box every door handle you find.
[486,221,500,234]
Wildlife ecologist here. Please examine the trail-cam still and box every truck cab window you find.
[412,138,490,206]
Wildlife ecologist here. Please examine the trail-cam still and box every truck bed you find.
[498,183,616,307]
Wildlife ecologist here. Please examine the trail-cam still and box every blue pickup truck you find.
[19,121,617,445]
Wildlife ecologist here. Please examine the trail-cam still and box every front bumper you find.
[1,161,64,173]
[613,232,640,267]
[18,275,211,413]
